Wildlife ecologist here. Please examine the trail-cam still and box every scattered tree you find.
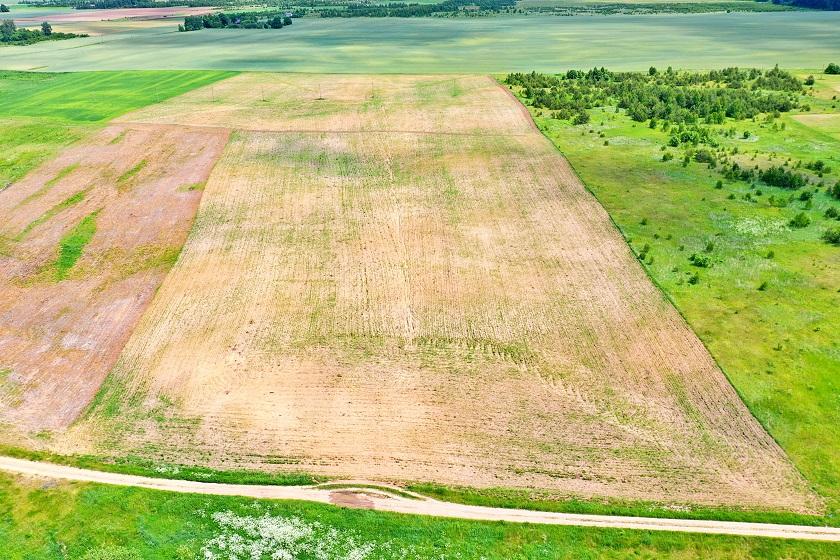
[789,212,811,229]
[823,227,840,245]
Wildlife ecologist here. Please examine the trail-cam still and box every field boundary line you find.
[114,120,531,137]
[493,78,827,510]
[1,456,839,541]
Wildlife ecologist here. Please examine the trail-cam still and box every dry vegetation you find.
[0,124,228,434]
[70,74,819,511]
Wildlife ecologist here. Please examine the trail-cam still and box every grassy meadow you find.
[2,473,839,559]
[0,13,838,73]
[513,70,840,518]
[0,70,234,188]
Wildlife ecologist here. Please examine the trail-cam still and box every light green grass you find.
[0,118,86,189]
[0,13,839,73]
[0,70,236,122]
[513,80,840,519]
[1,473,838,559]
[0,70,234,189]
[54,210,97,280]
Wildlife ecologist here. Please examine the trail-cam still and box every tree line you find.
[180,11,293,31]
[506,66,803,126]
[315,0,515,17]
[772,0,840,10]
[1,19,85,45]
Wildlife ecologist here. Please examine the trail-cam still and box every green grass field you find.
[2,473,838,559]
[0,13,839,73]
[0,70,234,188]
[513,72,840,519]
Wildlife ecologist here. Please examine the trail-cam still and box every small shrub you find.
[789,212,810,229]
[822,227,840,245]
[825,62,840,75]
[758,281,768,291]
[689,253,711,267]
[573,111,590,125]
[687,272,700,285]
[715,180,723,189]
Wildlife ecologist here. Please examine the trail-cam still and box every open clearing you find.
[68,73,818,512]
[0,123,228,432]
[794,113,840,140]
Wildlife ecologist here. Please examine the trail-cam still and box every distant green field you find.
[0,5,73,20]
[0,70,233,187]
[2,473,839,559]
[0,13,839,73]
[0,70,235,121]
[514,71,840,518]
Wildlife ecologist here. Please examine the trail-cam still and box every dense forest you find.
[505,66,803,125]
[0,20,85,45]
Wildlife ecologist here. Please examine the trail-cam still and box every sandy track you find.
[1,456,839,542]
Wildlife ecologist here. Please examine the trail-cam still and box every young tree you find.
[0,19,15,42]
[825,62,840,75]
[283,15,292,25]
[41,21,52,36]
[0,4,10,12]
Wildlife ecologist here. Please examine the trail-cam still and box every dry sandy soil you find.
[70,74,820,511]
[0,124,228,433]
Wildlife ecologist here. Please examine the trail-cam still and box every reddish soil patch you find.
[329,491,376,509]
[14,7,212,25]
[0,124,228,432]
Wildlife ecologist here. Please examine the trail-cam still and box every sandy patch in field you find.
[74,74,820,512]
[0,124,228,432]
[117,74,535,136]
[793,113,840,139]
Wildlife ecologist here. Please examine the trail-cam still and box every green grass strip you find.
[116,159,146,191]
[54,210,97,280]
[14,188,86,241]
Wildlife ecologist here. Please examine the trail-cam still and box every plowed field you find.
[74,74,818,511]
[0,124,228,432]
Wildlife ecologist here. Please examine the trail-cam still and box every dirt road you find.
[2,456,838,542]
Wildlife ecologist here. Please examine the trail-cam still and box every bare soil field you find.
[0,124,228,434]
[77,74,819,511]
[12,7,212,25]
[117,74,534,136]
